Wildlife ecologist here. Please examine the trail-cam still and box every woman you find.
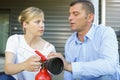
[4,7,56,80]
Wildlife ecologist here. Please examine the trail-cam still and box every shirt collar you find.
[86,24,95,41]
[74,24,95,45]
[74,32,83,45]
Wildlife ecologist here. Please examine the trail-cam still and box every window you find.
[0,10,10,55]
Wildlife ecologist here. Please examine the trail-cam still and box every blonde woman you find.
[4,7,55,80]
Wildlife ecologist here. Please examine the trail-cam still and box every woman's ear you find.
[22,22,28,29]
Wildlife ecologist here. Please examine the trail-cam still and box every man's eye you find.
[74,13,79,16]
[73,12,79,16]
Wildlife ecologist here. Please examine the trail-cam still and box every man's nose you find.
[68,14,73,21]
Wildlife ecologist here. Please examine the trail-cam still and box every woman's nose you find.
[39,22,44,28]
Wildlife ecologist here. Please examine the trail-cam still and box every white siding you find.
[106,0,120,31]
[3,0,75,53]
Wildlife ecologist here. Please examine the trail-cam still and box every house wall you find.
[106,0,120,31]
[0,0,74,54]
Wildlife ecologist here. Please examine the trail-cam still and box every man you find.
[48,0,120,80]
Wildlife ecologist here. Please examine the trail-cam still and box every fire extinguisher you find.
[35,50,64,80]
[35,50,52,80]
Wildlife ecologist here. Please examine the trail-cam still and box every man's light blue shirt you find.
[64,24,120,80]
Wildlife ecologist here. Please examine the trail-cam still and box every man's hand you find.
[47,52,72,72]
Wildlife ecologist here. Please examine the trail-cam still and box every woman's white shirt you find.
[5,34,56,80]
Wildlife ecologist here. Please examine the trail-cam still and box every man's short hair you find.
[70,0,95,15]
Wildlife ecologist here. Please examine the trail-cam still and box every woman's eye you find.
[35,20,40,24]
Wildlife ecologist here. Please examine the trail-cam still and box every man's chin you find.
[71,28,77,32]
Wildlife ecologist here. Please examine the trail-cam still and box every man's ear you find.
[87,13,94,23]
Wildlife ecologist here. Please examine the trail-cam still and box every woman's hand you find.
[22,55,41,72]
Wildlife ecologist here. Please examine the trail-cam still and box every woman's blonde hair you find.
[18,7,44,32]
[18,6,44,25]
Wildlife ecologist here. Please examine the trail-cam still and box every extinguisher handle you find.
[35,50,47,61]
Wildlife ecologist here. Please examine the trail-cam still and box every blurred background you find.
[0,0,120,80]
